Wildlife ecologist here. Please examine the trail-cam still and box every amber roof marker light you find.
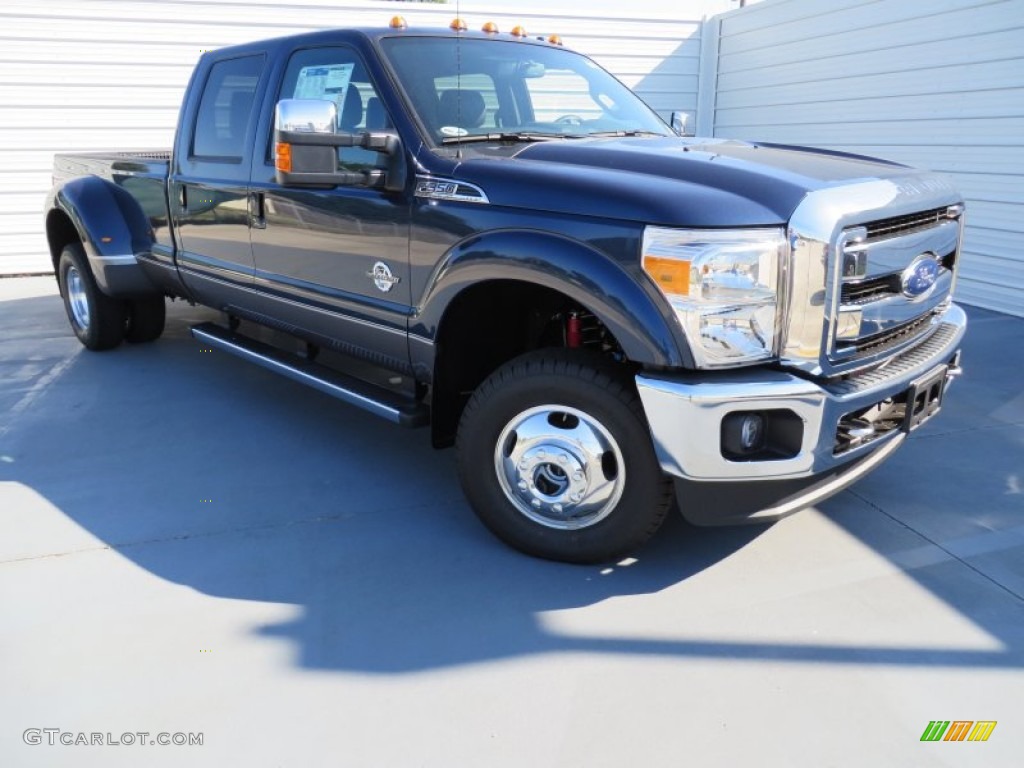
[389,16,407,30]
[482,21,500,34]
[450,18,468,31]
[510,25,528,38]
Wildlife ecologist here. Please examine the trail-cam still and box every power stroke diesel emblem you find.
[368,261,400,293]
[901,253,942,298]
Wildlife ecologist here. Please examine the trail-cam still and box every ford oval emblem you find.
[901,253,941,298]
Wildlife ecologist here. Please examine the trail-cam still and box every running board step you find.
[191,322,428,428]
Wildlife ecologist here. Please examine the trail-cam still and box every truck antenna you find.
[456,0,463,159]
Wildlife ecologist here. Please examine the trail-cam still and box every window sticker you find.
[294,63,354,99]
[294,63,355,120]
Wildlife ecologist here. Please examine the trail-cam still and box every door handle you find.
[178,184,188,212]
[250,191,267,229]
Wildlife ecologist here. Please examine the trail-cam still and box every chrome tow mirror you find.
[275,99,338,134]
[274,98,405,192]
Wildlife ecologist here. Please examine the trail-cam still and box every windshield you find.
[379,36,673,145]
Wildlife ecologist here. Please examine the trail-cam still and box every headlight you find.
[642,226,786,368]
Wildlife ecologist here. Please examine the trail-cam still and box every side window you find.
[277,47,393,172]
[192,55,264,160]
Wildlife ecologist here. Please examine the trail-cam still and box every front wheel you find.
[456,350,673,563]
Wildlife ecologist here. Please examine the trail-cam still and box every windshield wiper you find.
[583,130,667,138]
[440,132,567,145]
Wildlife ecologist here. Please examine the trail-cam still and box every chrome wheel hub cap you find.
[66,266,90,330]
[494,405,625,530]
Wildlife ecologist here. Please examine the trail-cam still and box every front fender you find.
[411,229,690,368]
[47,176,157,296]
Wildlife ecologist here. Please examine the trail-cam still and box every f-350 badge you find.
[368,261,400,293]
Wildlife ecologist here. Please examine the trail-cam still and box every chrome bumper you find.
[636,303,967,484]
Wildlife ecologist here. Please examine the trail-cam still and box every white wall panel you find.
[1,0,727,274]
[5,0,1021,320]
[710,0,1024,316]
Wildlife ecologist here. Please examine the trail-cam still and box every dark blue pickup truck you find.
[44,20,967,563]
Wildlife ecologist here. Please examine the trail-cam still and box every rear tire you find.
[57,242,125,351]
[124,295,166,343]
[456,350,673,563]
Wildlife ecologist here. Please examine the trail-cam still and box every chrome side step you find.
[191,322,429,428]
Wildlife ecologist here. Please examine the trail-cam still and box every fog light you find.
[740,413,764,450]
[721,409,804,462]
[721,411,767,459]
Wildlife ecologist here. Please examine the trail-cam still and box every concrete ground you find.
[1,275,1021,767]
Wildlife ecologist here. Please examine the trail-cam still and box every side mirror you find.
[274,99,406,192]
[670,110,695,137]
[277,98,338,134]
[517,61,546,79]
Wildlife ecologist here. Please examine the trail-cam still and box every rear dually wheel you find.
[57,242,126,351]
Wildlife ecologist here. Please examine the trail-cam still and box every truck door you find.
[249,46,411,371]
[170,53,266,309]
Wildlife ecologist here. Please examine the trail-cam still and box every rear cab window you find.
[192,55,265,161]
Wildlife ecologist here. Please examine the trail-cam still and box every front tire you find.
[57,243,125,351]
[456,350,673,563]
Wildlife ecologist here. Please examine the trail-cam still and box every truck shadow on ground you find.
[3,296,1022,674]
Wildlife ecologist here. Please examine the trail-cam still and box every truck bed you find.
[53,150,171,187]
[50,151,174,267]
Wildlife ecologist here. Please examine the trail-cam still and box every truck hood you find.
[448,137,917,228]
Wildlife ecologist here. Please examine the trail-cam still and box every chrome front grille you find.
[839,246,958,305]
[840,274,901,304]
[848,313,934,357]
[862,206,950,240]
[780,172,964,377]
[826,321,961,397]
[829,203,963,369]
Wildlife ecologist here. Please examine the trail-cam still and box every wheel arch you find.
[413,229,687,369]
[45,208,81,275]
[415,230,691,447]
[46,176,158,296]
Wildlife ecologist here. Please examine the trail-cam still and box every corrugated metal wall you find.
[1,0,724,275]
[10,0,1019,317]
[707,0,1024,316]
